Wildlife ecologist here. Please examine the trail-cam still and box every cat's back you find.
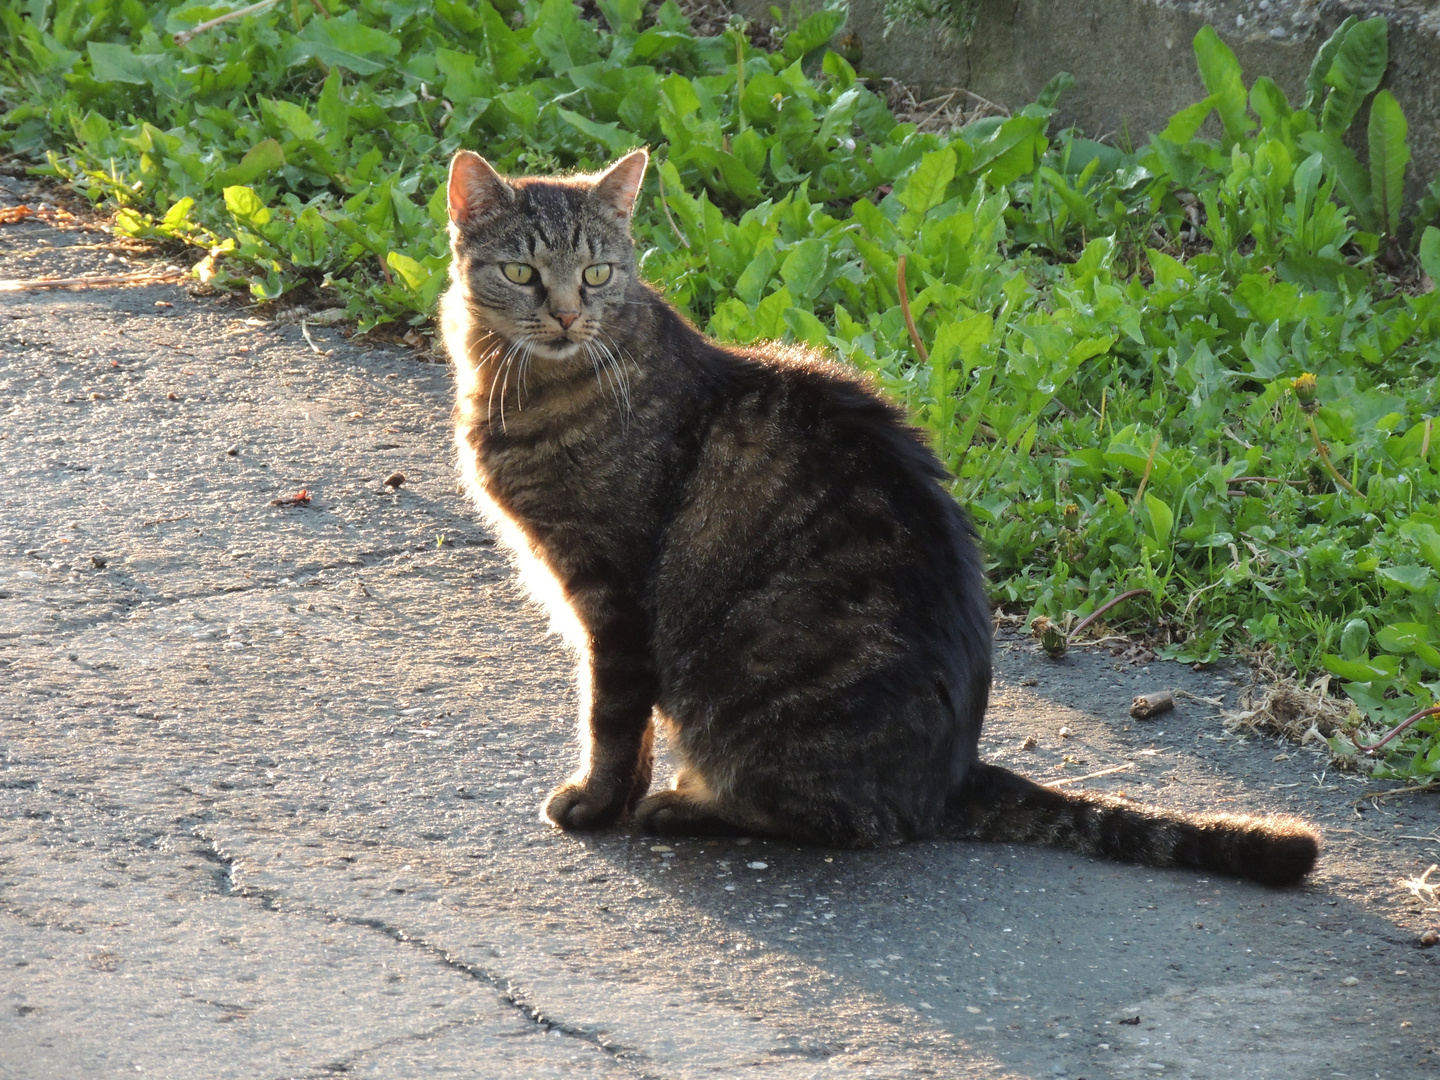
[654,336,988,692]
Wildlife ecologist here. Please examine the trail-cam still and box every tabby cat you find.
[441,148,1319,887]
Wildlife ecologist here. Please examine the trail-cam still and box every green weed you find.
[2,2,1437,778]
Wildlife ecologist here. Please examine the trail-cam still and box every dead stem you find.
[1069,588,1149,639]
[0,269,186,290]
[173,0,280,45]
[896,254,929,362]
[1307,414,1358,495]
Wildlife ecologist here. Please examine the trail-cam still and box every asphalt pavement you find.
[2,181,1438,1080]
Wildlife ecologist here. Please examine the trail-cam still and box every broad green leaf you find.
[1158,94,1219,144]
[734,248,777,307]
[1305,16,1356,113]
[291,11,400,75]
[223,185,270,227]
[779,238,827,301]
[929,313,993,373]
[783,306,829,346]
[316,66,348,146]
[967,112,1047,186]
[1300,130,1371,228]
[160,197,195,232]
[750,286,793,340]
[594,0,644,32]
[1144,494,1174,548]
[386,251,429,292]
[1421,227,1440,287]
[1035,71,1074,110]
[87,41,160,84]
[782,10,846,61]
[1320,653,1399,682]
[213,139,285,190]
[557,108,636,155]
[821,47,856,90]
[1147,248,1195,290]
[1339,618,1370,659]
[1249,76,1292,133]
[532,0,601,74]
[260,97,320,142]
[1375,624,1440,668]
[896,147,957,217]
[1366,90,1409,238]
[435,48,493,107]
[1400,521,1440,573]
[1193,26,1251,147]
[496,88,540,131]
[1321,16,1387,134]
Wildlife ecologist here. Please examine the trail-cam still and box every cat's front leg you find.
[543,599,656,830]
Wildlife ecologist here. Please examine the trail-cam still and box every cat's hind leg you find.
[634,770,766,837]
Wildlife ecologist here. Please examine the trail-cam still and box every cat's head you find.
[446,149,648,362]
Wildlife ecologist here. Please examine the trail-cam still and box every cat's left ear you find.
[592,148,649,227]
[448,151,512,226]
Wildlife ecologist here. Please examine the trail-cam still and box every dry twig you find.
[173,0,280,45]
[0,269,186,291]
[1044,763,1135,788]
[896,254,929,362]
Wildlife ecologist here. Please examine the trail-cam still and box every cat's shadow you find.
[548,652,1433,1074]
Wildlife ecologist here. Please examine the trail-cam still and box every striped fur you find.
[442,150,1320,887]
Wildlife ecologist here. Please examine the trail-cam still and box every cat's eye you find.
[583,263,612,287]
[502,262,535,285]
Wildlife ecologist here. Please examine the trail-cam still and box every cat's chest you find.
[474,420,657,529]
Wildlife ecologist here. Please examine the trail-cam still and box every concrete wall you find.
[735,0,1440,214]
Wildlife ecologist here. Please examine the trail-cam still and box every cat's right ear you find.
[448,151,512,226]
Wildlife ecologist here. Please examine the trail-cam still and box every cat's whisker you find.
[518,337,537,409]
[493,336,529,431]
[597,331,636,417]
[584,339,622,409]
[594,336,633,419]
[599,339,632,417]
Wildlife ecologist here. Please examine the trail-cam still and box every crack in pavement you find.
[279,1016,477,1080]
[189,828,664,1080]
[1,540,499,652]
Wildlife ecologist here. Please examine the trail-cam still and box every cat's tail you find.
[946,763,1319,887]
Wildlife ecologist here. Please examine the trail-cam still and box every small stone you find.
[1420,929,1439,947]
[1058,726,1073,739]
[649,845,673,853]
[1340,976,1359,986]
[1269,26,1286,38]
[747,860,768,870]
[167,391,179,401]
[1020,735,1039,750]
[90,555,107,569]
[226,447,239,456]
[384,471,406,489]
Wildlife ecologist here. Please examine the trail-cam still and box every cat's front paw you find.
[543,780,627,830]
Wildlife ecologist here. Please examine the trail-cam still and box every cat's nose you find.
[553,311,580,329]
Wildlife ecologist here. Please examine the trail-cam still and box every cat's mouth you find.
[532,336,582,360]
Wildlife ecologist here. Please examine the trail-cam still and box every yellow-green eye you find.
[583,263,612,287]
[502,262,534,285]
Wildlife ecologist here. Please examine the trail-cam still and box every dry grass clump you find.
[883,80,1009,133]
[1400,864,1439,912]
[1222,654,1379,770]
